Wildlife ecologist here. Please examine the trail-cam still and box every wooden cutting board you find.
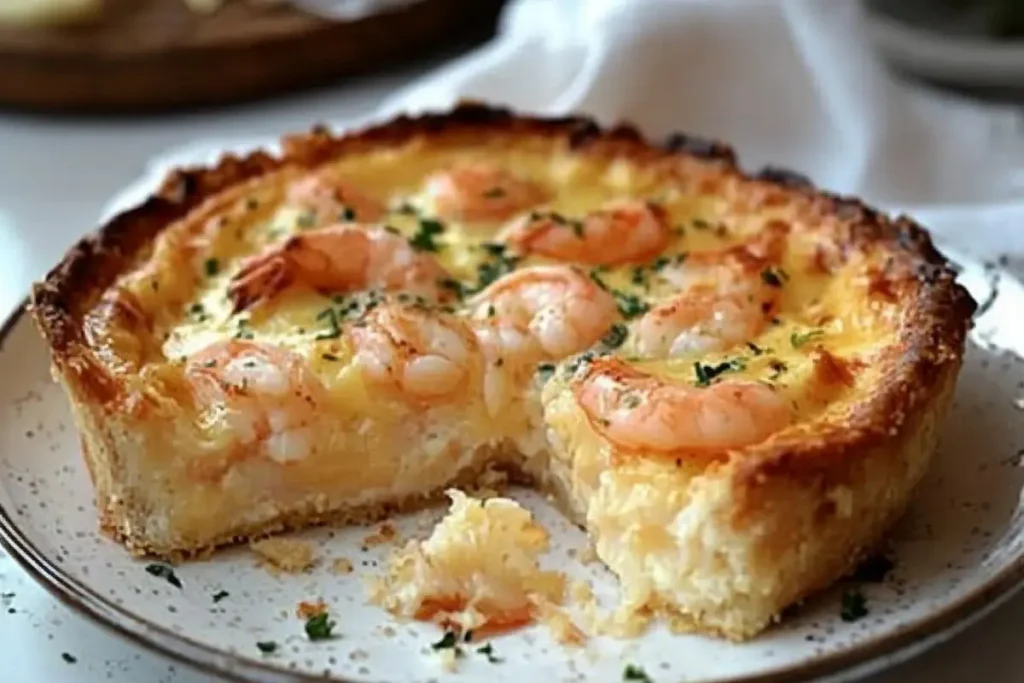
[0,0,506,113]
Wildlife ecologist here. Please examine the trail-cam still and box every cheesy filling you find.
[93,134,911,634]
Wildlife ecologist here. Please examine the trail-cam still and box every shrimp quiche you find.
[30,103,974,640]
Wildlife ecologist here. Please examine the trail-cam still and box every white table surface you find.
[0,58,1022,683]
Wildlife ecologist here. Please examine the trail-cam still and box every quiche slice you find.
[30,103,975,639]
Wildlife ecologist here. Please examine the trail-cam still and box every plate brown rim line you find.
[1,296,1023,683]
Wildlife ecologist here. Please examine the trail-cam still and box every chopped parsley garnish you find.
[482,187,506,198]
[536,362,556,380]
[409,219,445,252]
[394,202,418,215]
[790,329,824,348]
[188,302,208,322]
[691,218,712,231]
[61,653,77,664]
[746,341,765,356]
[651,255,671,271]
[204,258,220,277]
[623,664,653,682]
[212,590,229,603]
[431,630,464,656]
[234,318,254,340]
[296,210,317,229]
[694,358,746,387]
[315,308,342,340]
[339,206,357,221]
[840,590,868,622]
[476,642,502,663]
[474,251,520,292]
[600,323,629,350]
[589,269,610,291]
[760,267,788,287]
[487,304,496,318]
[480,242,507,256]
[768,360,788,380]
[145,563,182,589]
[613,290,650,320]
[256,641,278,654]
[304,612,336,641]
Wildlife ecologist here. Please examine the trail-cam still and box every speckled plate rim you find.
[1,296,1024,683]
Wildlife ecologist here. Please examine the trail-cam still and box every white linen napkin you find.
[104,0,1024,263]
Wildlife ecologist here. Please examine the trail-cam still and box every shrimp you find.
[349,303,480,402]
[471,320,542,417]
[228,224,452,312]
[185,340,327,473]
[504,199,672,266]
[286,169,386,224]
[468,265,619,359]
[424,163,549,223]
[575,357,790,454]
[633,225,788,357]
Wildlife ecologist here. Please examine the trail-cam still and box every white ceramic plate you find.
[1,250,1023,683]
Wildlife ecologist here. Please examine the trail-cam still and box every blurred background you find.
[0,0,1022,681]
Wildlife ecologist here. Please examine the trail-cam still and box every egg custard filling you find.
[31,105,973,639]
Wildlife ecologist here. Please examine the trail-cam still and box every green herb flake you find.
[840,590,868,622]
[296,210,317,229]
[768,360,788,381]
[315,308,342,340]
[321,352,340,362]
[536,362,556,380]
[204,258,220,277]
[651,256,671,272]
[691,218,712,231]
[395,202,418,215]
[476,642,502,663]
[145,563,182,589]
[212,590,229,603]
[304,612,336,641]
[760,267,788,288]
[61,653,77,664]
[613,290,650,320]
[339,206,357,221]
[244,197,260,211]
[745,341,765,356]
[234,318,254,340]
[623,664,653,682]
[431,630,464,656]
[474,252,520,292]
[600,323,629,350]
[487,303,496,318]
[409,219,446,252]
[256,641,278,655]
[694,358,746,387]
[790,329,824,349]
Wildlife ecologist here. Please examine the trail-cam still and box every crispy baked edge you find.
[28,101,977,545]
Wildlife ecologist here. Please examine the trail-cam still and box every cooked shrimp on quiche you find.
[31,104,974,640]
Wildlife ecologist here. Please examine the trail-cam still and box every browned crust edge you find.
[29,100,977,486]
